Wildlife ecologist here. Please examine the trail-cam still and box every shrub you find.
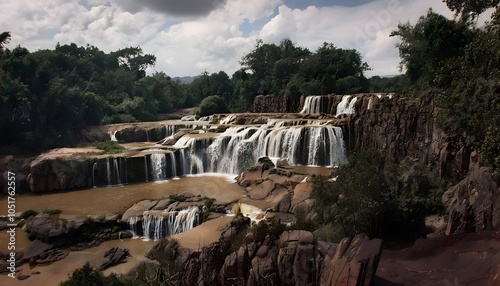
[20,209,39,219]
[93,141,124,154]
[195,95,229,117]
[59,262,124,286]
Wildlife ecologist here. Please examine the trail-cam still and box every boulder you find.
[444,162,499,234]
[280,230,314,245]
[319,234,382,286]
[99,247,129,271]
[247,180,275,200]
[220,246,249,285]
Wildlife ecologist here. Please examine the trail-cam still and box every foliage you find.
[93,141,124,154]
[392,4,500,175]
[195,95,229,117]
[311,149,445,242]
[59,262,124,286]
[19,209,39,219]
[168,194,187,202]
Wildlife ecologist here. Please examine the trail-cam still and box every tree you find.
[390,9,473,86]
[0,31,10,54]
[196,95,229,117]
[311,149,388,238]
[443,0,500,23]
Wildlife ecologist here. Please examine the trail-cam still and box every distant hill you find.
[173,76,198,84]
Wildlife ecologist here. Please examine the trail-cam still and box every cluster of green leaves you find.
[391,2,500,176]
[93,141,124,154]
[60,263,124,286]
[311,149,445,242]
[195,95,229,117]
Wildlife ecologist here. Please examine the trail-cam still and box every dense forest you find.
[0,34,403,152]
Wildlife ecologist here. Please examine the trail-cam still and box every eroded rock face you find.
[28,157,93,193]
[443,159,500,234]
[150,224,382,286]
[320,234,382,286]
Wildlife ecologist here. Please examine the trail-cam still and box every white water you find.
[336,95,358,116]
[110,130,118,141]
[300,96,323,114]
[139,206,200,241]
[128,217,140,238]
[150,153,167,181]
[176,123,347,175]
[168,152,177,178]
[237,203,266,224]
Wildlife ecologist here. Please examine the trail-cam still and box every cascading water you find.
[139,206,200,241]
[168,152,177,178]
[165,125,176,137]
[128,217,139,238]
[300,96,323,114]
[150,153,167,181]
[336,95,358,116]
[113,158,121,185]
[110,131,118,141]
[92,162,97,188]
[106,158,111,186]
[144,156,149,182]
[176,123,347,175]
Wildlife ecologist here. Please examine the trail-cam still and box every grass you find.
[93,141,124,154]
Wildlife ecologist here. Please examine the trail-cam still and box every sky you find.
[0,0,457,78]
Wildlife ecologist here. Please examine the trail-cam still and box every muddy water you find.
[0,175,245,284]
[0,175,244,217]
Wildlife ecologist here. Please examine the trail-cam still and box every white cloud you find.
[0,0,468,77]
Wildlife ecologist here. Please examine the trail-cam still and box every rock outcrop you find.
[99,247,129,270]
[143,220,383,286]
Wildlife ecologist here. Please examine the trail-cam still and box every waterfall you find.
[367,98,373,110]
[150,153,167,181]
[178,124,347,175]
[336,95,358,116]
[165,125,176,137]
[128,217,139,238]
[92,162,97,188]
[140,206,199,241]
[144,156,149,182]
[113,158,122,185]
[168,152,177,178]
[106,158,111,186]
[109,130,118,142]
[300,96,323,114]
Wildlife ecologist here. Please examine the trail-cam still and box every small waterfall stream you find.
[130,206,200,241]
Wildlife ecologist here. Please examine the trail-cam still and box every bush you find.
[195,95,229,117]
[311,149,445,242]
[20,209,39,219]
[59,262,124,286]
[93,141,124,154]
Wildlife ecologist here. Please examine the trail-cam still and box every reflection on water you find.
[0,176,244,217]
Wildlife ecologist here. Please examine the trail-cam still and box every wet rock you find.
[18,274,30,280]
[99,247,129,271]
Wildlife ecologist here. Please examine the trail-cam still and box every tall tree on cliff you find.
[391,2,500,177]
